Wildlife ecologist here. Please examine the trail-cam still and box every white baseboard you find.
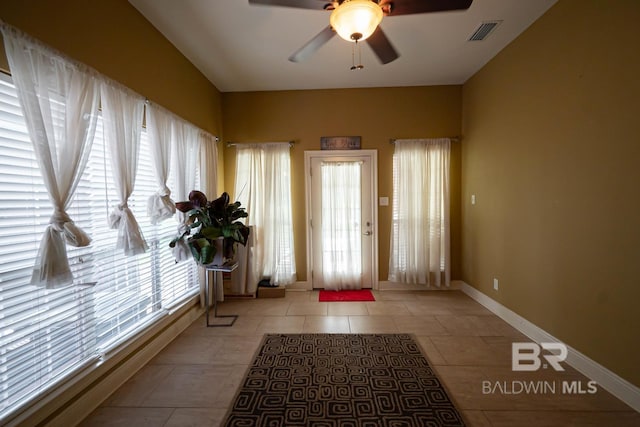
[289,279,465,292]
[378,280,462,291]
[460,282,640,412]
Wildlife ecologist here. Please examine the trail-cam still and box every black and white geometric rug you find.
[223,334,466,426]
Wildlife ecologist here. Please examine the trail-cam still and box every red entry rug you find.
[319,289,375,302]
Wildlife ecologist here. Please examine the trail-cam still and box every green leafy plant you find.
[169,191,250,265]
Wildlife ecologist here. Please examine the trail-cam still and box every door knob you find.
[363,231,372,236]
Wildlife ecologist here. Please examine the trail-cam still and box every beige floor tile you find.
[392,315,451,336]
[415,336,448,366]
[303,315,351,333]
[417,293,495,316]
[222,314,264,334]
[430,336,511,367]
[483,410,640,427]
[255,315,305,334]
[211,365,250,408]
[142,365,245,408]
[185,314,263,337]
[101,365,175,407]
[151,334,219,365]
[373,290,424,301]
[164,407,228,427]
[244,300,291,316]
[283,290,315,301]
[461,410,493,427]
[474,315,528,338]
[348,315,399,333]
[286,301,328,315]
[207,335,263,365]
[215,298,254,315]
[327,301,370,316]
[435,314,505,336]
[365,301,410,316]
[403,300,456,316]
[79,407,174,427]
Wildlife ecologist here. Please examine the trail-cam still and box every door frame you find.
[304,150,379,290]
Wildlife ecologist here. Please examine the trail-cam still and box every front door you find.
[305,150,378,289]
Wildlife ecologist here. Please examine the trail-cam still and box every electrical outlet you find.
[471,194,476,205]
[493,278,499,291]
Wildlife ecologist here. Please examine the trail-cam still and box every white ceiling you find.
[129,0,557,93]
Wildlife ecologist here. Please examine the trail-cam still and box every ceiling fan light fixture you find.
[330,0,383,42]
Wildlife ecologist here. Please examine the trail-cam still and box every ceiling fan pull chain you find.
[350,41,356,70]
[350,40,364,71]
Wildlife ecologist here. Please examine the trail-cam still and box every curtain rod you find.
[226,141,295,148]
[390,136,460,144]
[1,22,221,144]
[144,98,219,143]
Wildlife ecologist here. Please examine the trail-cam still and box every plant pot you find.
[208,238,224,266]
[223,237,237,261]
[208,237,236,267]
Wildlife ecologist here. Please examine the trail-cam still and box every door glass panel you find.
[320,161,362,290]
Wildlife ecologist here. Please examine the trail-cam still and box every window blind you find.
[0,72,199,420]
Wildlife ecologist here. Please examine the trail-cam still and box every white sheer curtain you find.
[146,104,175,224]
[2,25,100,288]
[172,120,200,208]
[171,120,200,262]
[199,131,218,201]
[100,81,148,256]
[321,162,362,290]
[235,143,296,290]
[389,138,451,287]
[198,131,220,304]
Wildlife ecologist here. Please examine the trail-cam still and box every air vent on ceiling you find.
[468,21,502,41]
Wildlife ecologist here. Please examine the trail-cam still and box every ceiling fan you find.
[249,0,473,65]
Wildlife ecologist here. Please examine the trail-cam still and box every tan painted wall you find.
[462,0,640,387]
[0,0,225,190]
[222,86,462,282]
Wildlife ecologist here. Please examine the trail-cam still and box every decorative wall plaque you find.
[320,136,361,150]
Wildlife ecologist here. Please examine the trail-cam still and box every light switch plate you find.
[379,197,389,206]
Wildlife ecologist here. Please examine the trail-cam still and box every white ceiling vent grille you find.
[469,21,502,41]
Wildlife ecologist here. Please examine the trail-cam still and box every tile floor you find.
[80,290,640,426]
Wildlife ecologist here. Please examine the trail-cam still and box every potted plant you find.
[169,191,250,266]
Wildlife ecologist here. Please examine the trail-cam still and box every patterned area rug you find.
[223,334,466,426]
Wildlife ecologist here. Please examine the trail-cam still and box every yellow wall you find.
[222,87,462,281]
[462,0,640,387]
[0,0,225,190]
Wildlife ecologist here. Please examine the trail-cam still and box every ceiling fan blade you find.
[366,27,399,64]
[380,0,473,16]
[249,0,330,10]
[289,26,336,62]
